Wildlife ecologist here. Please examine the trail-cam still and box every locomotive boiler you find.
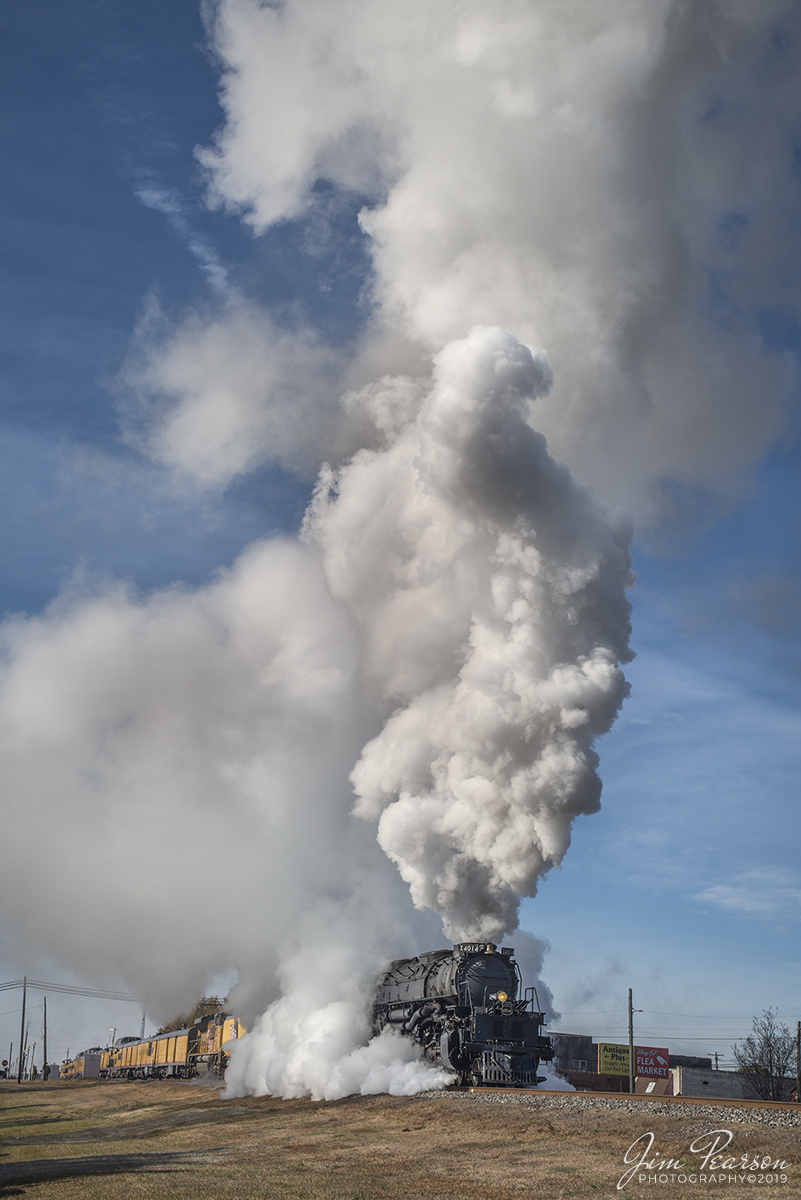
[373,942,553,1087]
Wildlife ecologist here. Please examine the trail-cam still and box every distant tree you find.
[158,996,226,1035]
[733,1009,795,1101]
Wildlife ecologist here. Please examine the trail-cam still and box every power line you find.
[641,1010,788,1021]
[0,979,138,1003]
[556,1009,623,1016]
[587,1034,748,1042]
[559,1007,783,1021]
[585,1026,746,1035]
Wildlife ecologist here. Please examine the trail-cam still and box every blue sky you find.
[1,0,799,1074]
[0,1,345,614]
[528,443,801,1058]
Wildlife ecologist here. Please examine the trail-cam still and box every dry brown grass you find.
[0,1079,798,1199]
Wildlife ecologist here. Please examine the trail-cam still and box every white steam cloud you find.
[224,941,454,1100]
[119,299,344,486]
[198,0,799,522]
[307,327,633,940]
[2,0,798,1098]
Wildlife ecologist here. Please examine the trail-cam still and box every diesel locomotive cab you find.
[373,942,553,1087]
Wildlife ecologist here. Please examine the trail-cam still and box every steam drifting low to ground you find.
[2,0,799,1098]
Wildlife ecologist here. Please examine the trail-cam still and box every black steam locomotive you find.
[373,942,553,1087]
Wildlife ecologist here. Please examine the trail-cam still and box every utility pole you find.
[16,977,26,1084]
[43,997,47,1081]
[796,1021,800,1103]
[628,988,635,1096]
[21,1025,31,1080]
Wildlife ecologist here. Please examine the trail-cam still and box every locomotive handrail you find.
[524,985,545,1015]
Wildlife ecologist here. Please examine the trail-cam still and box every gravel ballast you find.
[423,1088,801,1128]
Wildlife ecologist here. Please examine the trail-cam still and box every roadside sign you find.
[597,1043,630,1075]
[635,1046,669,1078]
[597,1043,670,1077]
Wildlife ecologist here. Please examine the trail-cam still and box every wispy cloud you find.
[696,870,801,921]
[135,185,239,301]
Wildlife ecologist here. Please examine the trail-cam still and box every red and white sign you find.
[635,1046,669,1078]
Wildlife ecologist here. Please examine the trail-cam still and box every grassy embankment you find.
[0,1080,797,1199]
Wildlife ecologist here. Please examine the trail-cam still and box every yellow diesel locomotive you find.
[60,1011,244,1080]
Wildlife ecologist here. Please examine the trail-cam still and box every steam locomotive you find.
[373,942,553,1086]
[60,945,550,1089]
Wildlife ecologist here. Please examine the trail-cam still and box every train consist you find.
[60,944,551,1089]
[60,1011,244,1080]
[373,941,553,1086]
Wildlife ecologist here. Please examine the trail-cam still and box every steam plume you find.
[198,0,798,521]
[307,327,633,940]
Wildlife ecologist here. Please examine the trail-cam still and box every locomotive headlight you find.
[497,991,508,1003]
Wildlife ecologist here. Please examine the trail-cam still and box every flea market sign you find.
[597,1043,670,1077]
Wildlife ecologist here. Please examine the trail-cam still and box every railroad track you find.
[466,1087,801,1112]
